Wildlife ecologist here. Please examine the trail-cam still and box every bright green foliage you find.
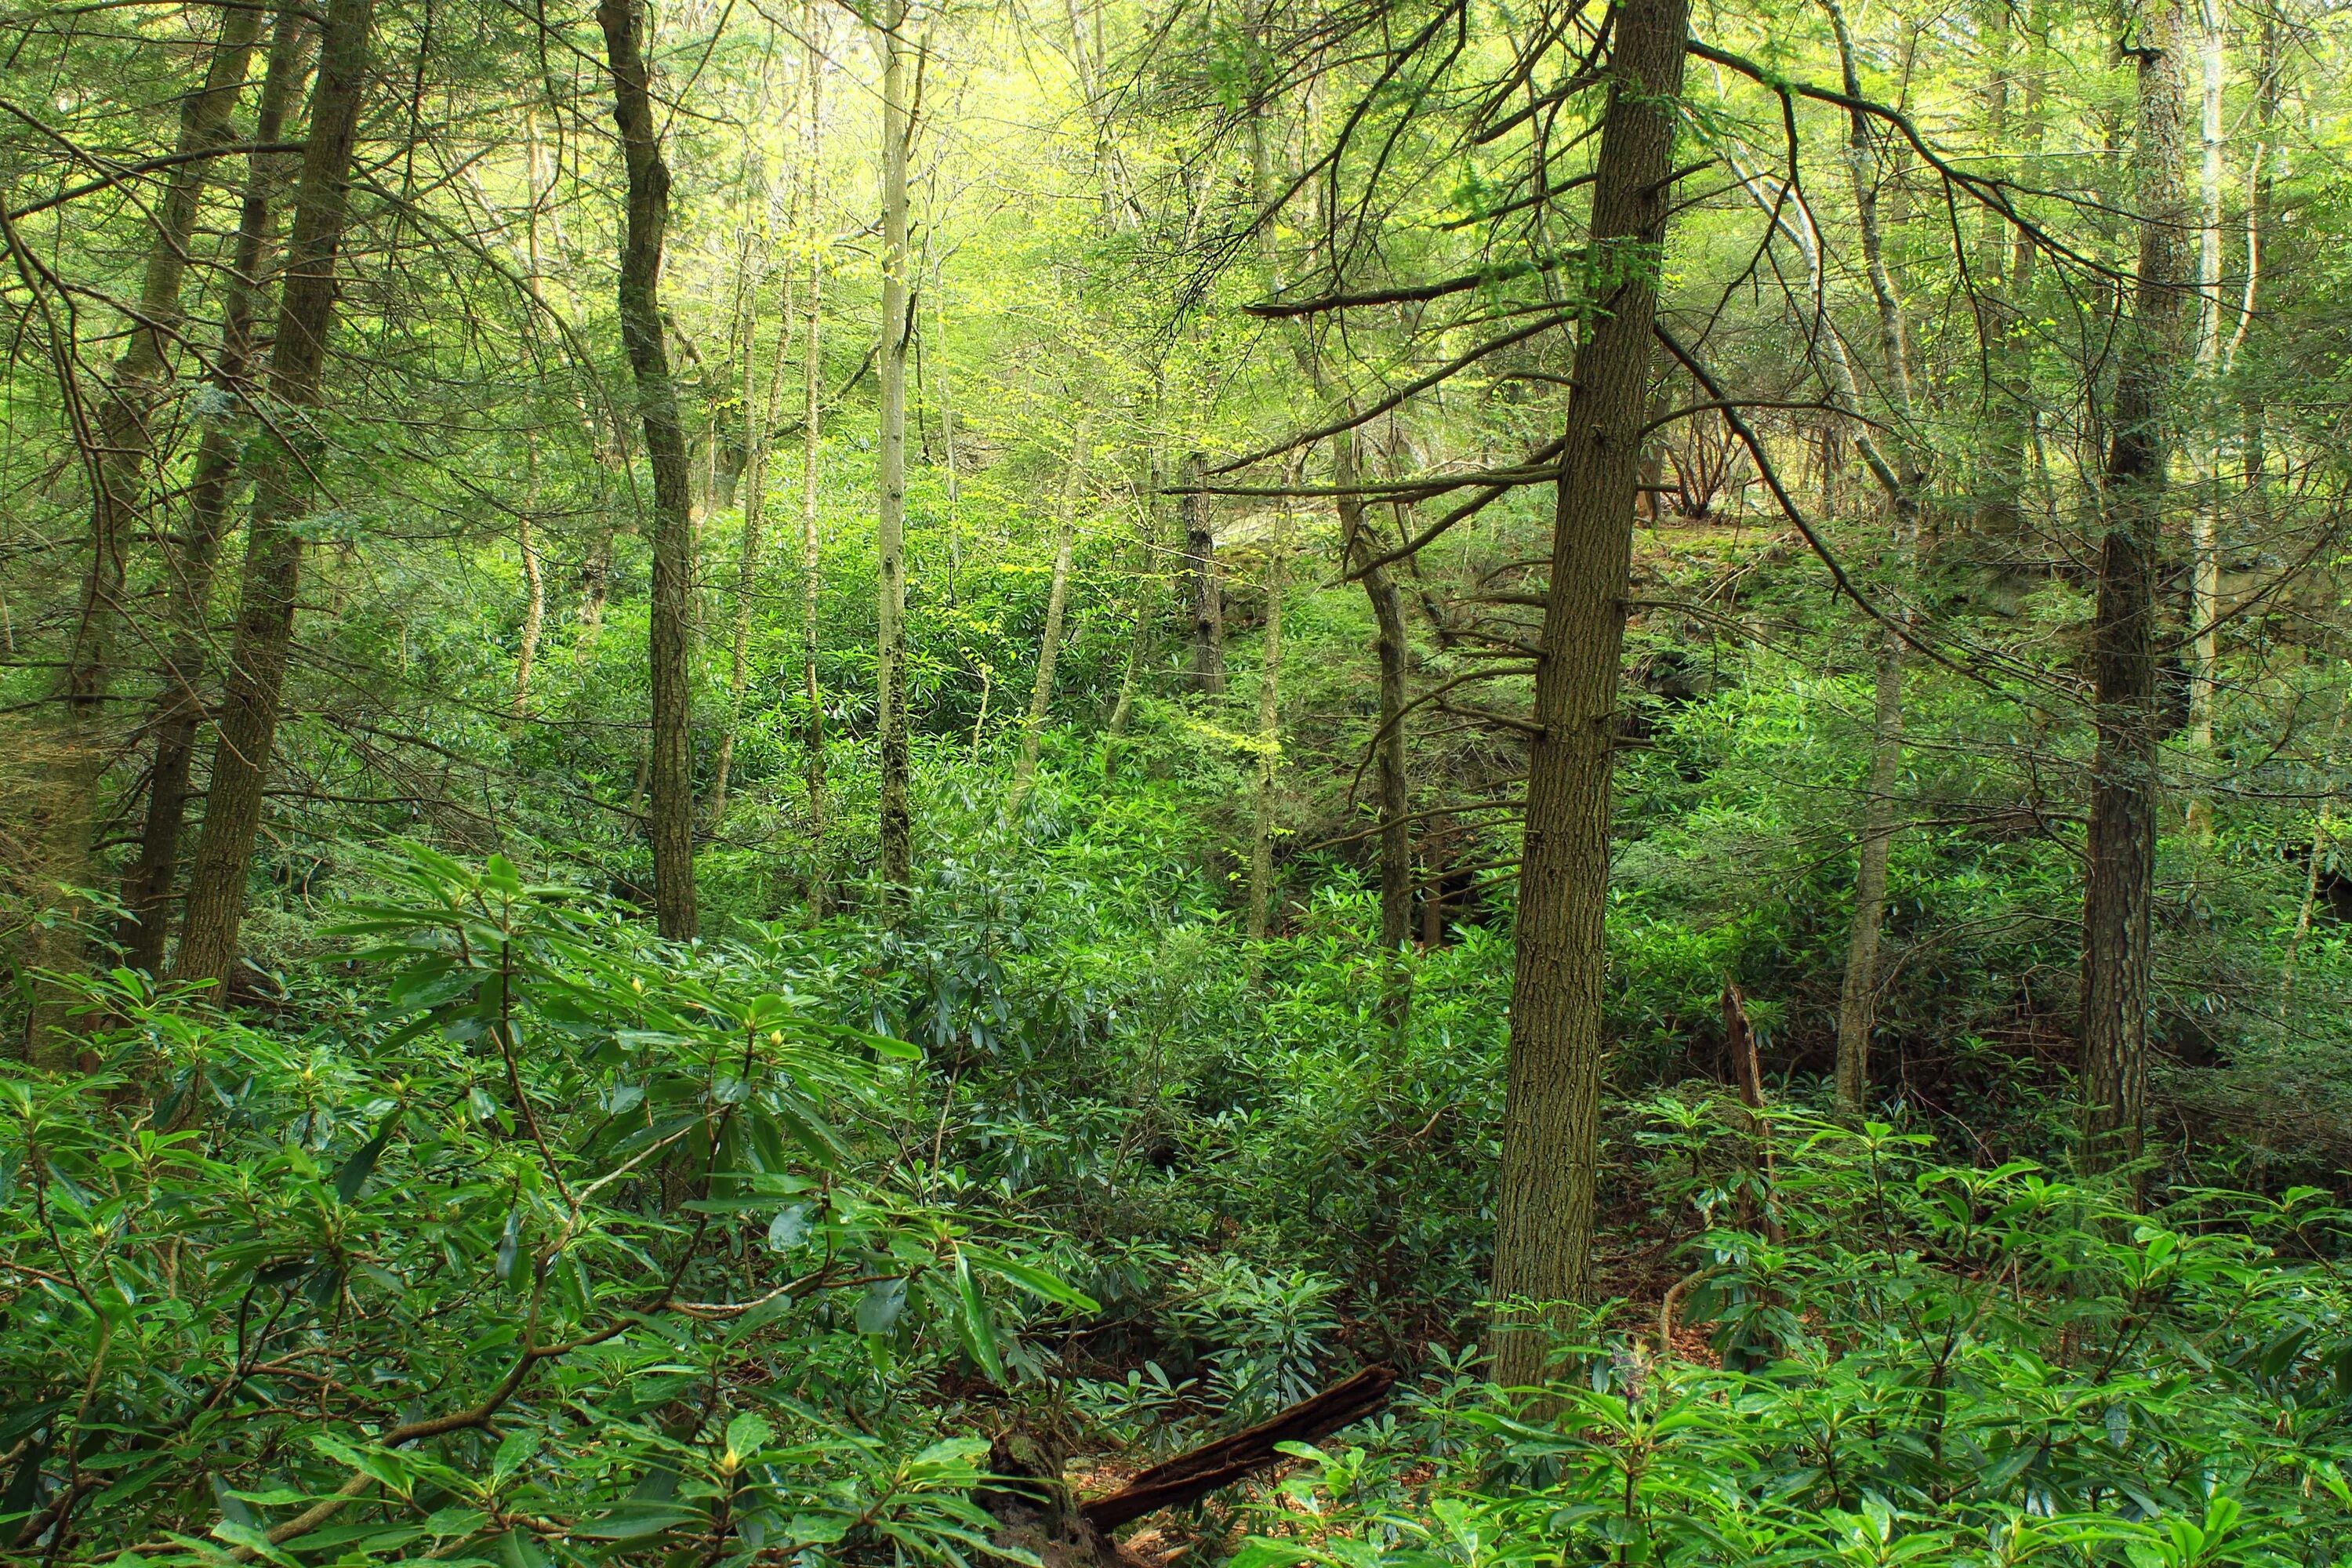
[0,849,1089,1565]
[1224,1109,2352,1566]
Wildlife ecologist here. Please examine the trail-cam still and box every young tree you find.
[875,0,915,901]
[1008,409,1093,814]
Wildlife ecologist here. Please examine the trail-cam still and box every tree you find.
[1008,409,1093,814]
[171,0,379,993]
[114,7,314,979]
[875,0,915,902]
[2080,0,2192,1172]
[1490,0,1690,1385]
[597,0,699,942]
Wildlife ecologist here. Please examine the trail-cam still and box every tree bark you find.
[114,6,312,979]
[513,438,546,723]
[1489,0,1687,1388]
[2081,0,2191,1174]
[1009,412,1093,814]
[874,0,915,902]
[598,0,699,941]
[1246,498,1289,946]
[800,0,829,918]
[1824,0,1926,1118]
[710,273,793,821]
[2183,0,2225,843]
[170,0,376,995]
[21,3,263,1050]
[1180,455,1225,694]
[1338,431,1413,968]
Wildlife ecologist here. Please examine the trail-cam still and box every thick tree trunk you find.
[1009,413,1092,814]
[874,0,914,902]
[1180,456,1225,693]
[2081,0,2190,1174]
[170,0,377,995]
[114,7,312,978]
[1489,0,1687,1387]
[598,0,699,941]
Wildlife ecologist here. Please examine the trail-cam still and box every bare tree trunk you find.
[800,0,829,918]
[171,0,377,996]
[1180,456,1225,693]
[1824,0,1926,1118]
[875,0,915,902]
[2082,0,2191,1174]
[1008,412,1093,814]
[598,0,699,942]
[115,8,313,978]
[1338,431,1412,968]
[1490,0,1687,1386]
[932,256,963,597]
[1246,503,1289,945]
[2183,0,2226,843]
[710,271,793,822]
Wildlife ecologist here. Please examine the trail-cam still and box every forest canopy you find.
[4,0,2352,1559]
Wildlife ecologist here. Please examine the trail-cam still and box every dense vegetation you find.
[5,0,2352,1559]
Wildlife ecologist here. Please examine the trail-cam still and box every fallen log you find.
[1078,1365,1399,1531]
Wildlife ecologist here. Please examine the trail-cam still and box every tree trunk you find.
[800,0,829,918]
[20,3,264,1049]
[1824,0,1926,1118]
[2183,0,2225,843]
[1246,503,1289,945]
[710,273,793,822]
[2082,0,2190,1174]
[1180,455,1225,694]
[1008,412,1093,814]
[170,0,377,995]
[1489,0,1687,1387]
[874,0,914,902]
[114,7,313,979]
[598,0,699,942]
[1338,431,1413,972]
[513,437,546,723]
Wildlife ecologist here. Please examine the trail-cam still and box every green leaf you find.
[856,1276,908,1335]
[966,1247,1098,1312]
[334,1107,402,1203]
[954,1253,1006,1383]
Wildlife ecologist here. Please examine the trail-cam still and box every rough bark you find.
[597,0,699,941]
[170,0,377,994]
[2081,0,2191,1174]
[1008,413,1092,815]
[874,0,914,902]
[513,441,546,723]
[114,7,312,978]
[1489,0,1687,1387]
[1179,455,1225,693]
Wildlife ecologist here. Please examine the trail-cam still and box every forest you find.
[4,0,2352,1555]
